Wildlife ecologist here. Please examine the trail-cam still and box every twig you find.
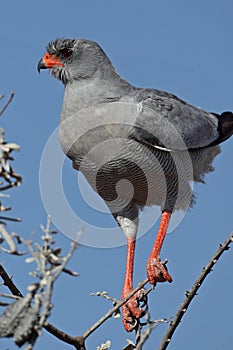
[0,264,23,297]
[43,322,86,350]
[39,241,78,328]
[82,278,148,340]
[135,319,169,350]
[0,292,21,300]
[0,215,21,222]
[0,224,25,255]
[0,92,14,116]
[158,231,233,350]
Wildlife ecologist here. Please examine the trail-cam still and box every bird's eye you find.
[59,48,73,58]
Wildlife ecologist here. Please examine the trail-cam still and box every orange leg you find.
[147,210,173,284]
[122,238,145,332]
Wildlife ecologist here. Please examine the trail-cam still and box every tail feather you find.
[219,111,233,142]
[209,111,233,147]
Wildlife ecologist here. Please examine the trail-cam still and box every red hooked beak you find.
[37,52,64,72]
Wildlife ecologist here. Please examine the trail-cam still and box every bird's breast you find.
[59,98,140,164]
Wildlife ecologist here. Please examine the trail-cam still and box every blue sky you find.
[0,1,233,349]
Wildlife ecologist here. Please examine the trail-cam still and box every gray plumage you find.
[38,38,233,237]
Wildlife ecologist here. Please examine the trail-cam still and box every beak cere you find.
[37,53,64,73]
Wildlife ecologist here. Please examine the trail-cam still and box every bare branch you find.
[82,279,148,340]
[0,293,21,300]
[0,94,22,234]
[0,219,81,349]
[135,318,170,350]
[0,92,14,116]
[0,224,25,255]
[43,322,86,350]
[44,279,149,349]
[1,229,232,350]
[158,231,233,350]
[0,263,85,350]
[0,264,23,297]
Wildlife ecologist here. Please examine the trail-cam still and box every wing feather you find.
[132,89,219,150]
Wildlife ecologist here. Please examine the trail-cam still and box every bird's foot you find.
[146,256,172,285]
[122,288,147,332]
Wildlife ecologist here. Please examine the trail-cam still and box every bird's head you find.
[37,38,111,85]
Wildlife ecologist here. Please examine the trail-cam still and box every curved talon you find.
[122,289,147,332]
[146,256,172,285]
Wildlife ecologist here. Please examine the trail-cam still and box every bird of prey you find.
[38,38,233,332]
